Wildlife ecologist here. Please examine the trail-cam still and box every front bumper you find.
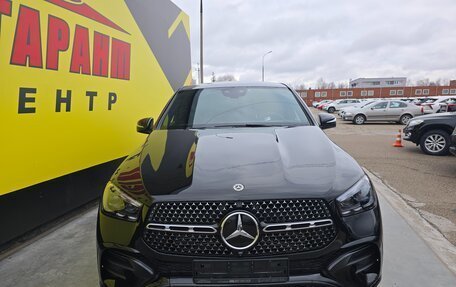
[99,242,382,287]
[403,125,420,143]
[97,203,383,287]
[450,145,456,156]
[342,114,354,121]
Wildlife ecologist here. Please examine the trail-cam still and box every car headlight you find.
[336,175,375,216]
[407,119,423,127]
[102,182,143,221]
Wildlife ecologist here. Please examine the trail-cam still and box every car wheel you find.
[353,114,365,125]
[328,107,335,113]
[419,130,450,156]
[400,114,412,125]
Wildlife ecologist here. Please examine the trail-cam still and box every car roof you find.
[181,81,286,90]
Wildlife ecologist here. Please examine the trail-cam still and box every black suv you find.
[403,112,456,155]
[97,83,382,287]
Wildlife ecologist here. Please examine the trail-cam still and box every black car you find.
[450,126,456,156]
[403,112,456,155]
[97,82,382,287]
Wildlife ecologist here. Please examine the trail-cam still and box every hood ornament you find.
[233,183,244,192]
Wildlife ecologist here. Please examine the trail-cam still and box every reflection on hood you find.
[140,129,198,196]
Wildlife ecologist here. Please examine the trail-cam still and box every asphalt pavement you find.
[0,171,454,286]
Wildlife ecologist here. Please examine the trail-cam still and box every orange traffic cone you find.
[393,129,404,147]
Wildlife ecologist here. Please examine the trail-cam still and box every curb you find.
[365,168,456,275]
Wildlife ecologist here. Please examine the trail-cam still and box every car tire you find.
[419,130,450,156]
[353,114,366,125]
[399,114,413,125]
[328,107,335,113]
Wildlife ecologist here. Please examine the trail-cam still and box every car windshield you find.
[361,101,375,108]
[158,86,312,129]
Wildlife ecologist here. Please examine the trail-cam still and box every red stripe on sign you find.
[0,0,12,16]
[46,0,128,34]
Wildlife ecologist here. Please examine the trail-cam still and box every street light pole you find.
[200,0,204,84]
[262,51,272,82]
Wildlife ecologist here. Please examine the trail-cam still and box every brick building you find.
[297,84,456,106]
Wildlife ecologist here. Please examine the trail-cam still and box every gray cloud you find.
[172,0,456,86]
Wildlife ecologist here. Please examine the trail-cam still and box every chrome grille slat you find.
[262,219,334,233]
[145,223,217,234]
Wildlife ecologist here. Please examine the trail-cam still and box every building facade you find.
[297,84,456,106]
[350,77,407,88]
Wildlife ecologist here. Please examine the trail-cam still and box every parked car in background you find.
[422,96,456,114]
[317,100,333,110]
[313,99,332,108]
[413,97,438,106]
[342,100,422,125]
[403,112,456,155]
[324,99,362,113]
[450,127,456,156]
[339,101,376,117]
[399,98,416,103]
[449,103,456,112]
[439,99,456,113]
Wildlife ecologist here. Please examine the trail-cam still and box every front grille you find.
[148,199,332,224]
[143,199,336,257]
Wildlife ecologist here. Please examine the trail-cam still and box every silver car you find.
[342,100,423,125]
[324,99,362,113]
[339,101,375,117]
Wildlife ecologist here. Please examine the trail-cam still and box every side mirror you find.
[319,113,336,130]
[137,118,154,134]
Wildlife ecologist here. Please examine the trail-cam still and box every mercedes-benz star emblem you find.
[220,212,259,250]
[233,183,244,192]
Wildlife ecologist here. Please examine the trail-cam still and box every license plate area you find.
[193,258,288,284]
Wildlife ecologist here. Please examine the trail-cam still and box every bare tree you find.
[327,82,336,89]
[316,78,328,89]
[337,82,348,89]
[429,78,444,86]
[216,74,237,82]
[293,83,306,90]
[416,78,430,86]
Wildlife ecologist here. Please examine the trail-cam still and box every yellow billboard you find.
[0,0,191,195]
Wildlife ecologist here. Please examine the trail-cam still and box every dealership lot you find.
[312,108,456,246]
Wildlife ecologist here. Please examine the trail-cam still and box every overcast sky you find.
[171,0,456,87]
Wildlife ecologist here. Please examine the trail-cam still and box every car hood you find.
[112,126,364,205]
[413,112,456,121]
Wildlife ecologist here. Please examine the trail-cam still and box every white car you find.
[422,96,456,114]
[324,99,362,113]
[312,100,332,108]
